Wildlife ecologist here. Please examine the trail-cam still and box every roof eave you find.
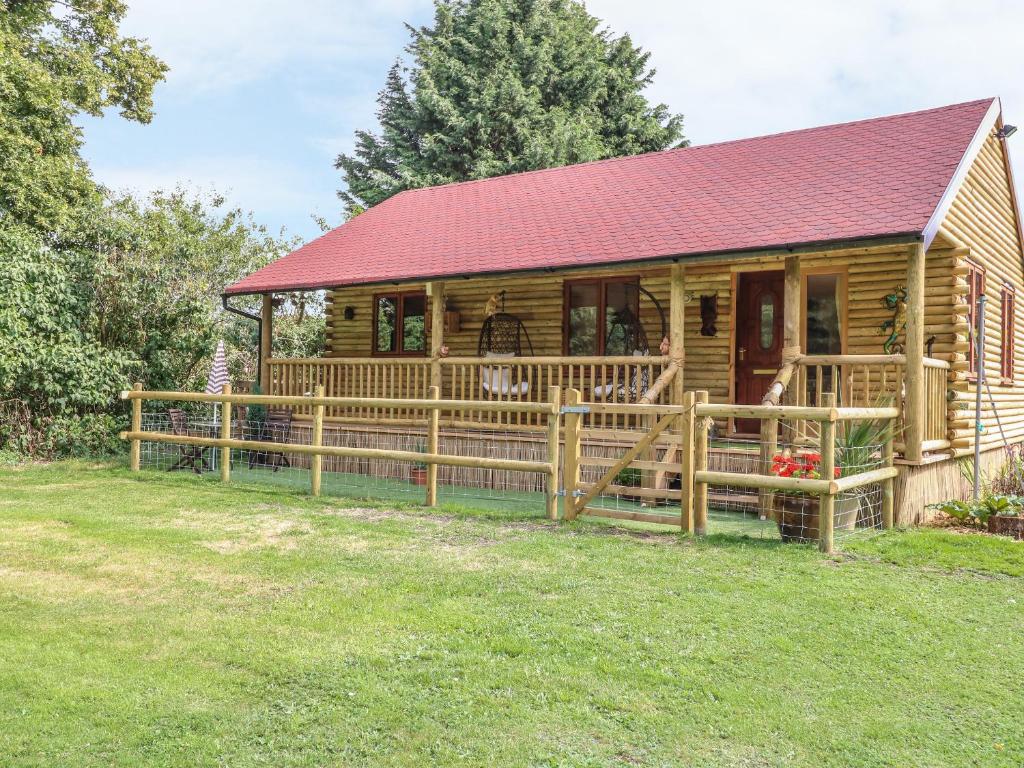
[220,232,923,297]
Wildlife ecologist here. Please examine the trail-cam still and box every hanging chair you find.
[478,292,534,397]
[593,284,667,402]
[477,306,535,357]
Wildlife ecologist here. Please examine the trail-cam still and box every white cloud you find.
[120,0,423,93]
[585,0,1024,170]
[92,154,327,234]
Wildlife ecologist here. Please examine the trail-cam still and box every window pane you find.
[806,275,842,355]
[604,281,640,355]
[402,294,426,352]
[759,293,775,350]
[568,283,600,355]
[376,296,397,353]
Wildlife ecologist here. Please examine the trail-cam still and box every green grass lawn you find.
[1,461,1022,767]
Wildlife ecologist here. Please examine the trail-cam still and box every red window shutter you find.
[1002,286,1015,381]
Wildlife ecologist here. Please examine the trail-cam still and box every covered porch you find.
[252,244,950,462]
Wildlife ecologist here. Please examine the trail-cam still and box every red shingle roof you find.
[225,98,997,295]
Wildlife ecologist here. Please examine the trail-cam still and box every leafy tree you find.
[87,190,307,391]
[337,0,684,214]
[0,189,325,457]
[0,0,167,235]
[0,222,134,455]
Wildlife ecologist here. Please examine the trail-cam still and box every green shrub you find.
[929,493,1024,526]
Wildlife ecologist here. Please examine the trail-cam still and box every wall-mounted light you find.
[997,125,1018,139]
[343,306,356,320]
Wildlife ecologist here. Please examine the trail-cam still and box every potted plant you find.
[770,451,852,543]
[410,441,428,485]
[771,415,895,543]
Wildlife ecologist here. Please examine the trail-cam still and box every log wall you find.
[940,132,1024,458]
[325,246,959,407]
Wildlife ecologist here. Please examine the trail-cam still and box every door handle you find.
[738,347,746,362]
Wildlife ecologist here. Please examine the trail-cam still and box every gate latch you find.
[560,405,591,414]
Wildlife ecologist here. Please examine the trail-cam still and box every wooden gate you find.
[561,390,706,531]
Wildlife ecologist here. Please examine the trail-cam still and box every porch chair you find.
[248,408,293,472]
[591,284,666,403]
[477,291,534,398]
[477,291,535,357]
[480,351,531,398]
[592,350,652,403]
[167,408,213,474]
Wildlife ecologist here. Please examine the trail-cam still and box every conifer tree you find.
[337,0,684,215]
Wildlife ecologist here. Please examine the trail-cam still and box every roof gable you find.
[226,98,998,295]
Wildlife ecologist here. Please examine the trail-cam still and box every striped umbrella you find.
[205,340,229,395]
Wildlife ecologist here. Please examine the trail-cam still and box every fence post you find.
[819,392,837,554]
[563,388,582,521]
[758,418,779,520]
[545,386,561,521]
[680,391,696,533]
[310,385,324,497]
[220,383,232,483]
[693,390,709,535]
[426,384,440,507]
[882,425,895,529]
[129,382,142,471]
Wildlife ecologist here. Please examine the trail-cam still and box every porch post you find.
[427,281,446,392]
[783,255,801,361]
[669,262,686,402]
[904,241,926,462]
[260,293,273,393]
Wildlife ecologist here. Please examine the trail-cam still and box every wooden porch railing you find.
[268,355,672,429]
[783,354,950,453]
[439,355,672,429]
[269,358,432,421]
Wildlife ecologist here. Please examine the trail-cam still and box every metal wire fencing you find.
[138,411,549,514]
[702,433,887,545]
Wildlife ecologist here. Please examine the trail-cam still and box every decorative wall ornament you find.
[880,285,909,354]
[484,292,502,317]
[700,294,718,337]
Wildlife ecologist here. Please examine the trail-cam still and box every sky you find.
[80,0,1024,244]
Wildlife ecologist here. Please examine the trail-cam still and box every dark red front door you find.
[735,271,785,434]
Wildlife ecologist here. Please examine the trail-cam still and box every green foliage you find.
[929,493,1023,526]
[88,189,306,391]
[337,0,685,214]
[0,223,134,415]
[835,415,896,477]
[0,0,167,235]
[614,466,642,487]
[0,191,325,458]
[412,440,428,470]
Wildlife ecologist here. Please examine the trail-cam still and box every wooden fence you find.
[122,386,899,553]
[785,354,950,452]
[560,390,899,553]
[120,384,562,519]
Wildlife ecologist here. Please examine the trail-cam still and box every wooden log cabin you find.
[223,98,1024,522]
